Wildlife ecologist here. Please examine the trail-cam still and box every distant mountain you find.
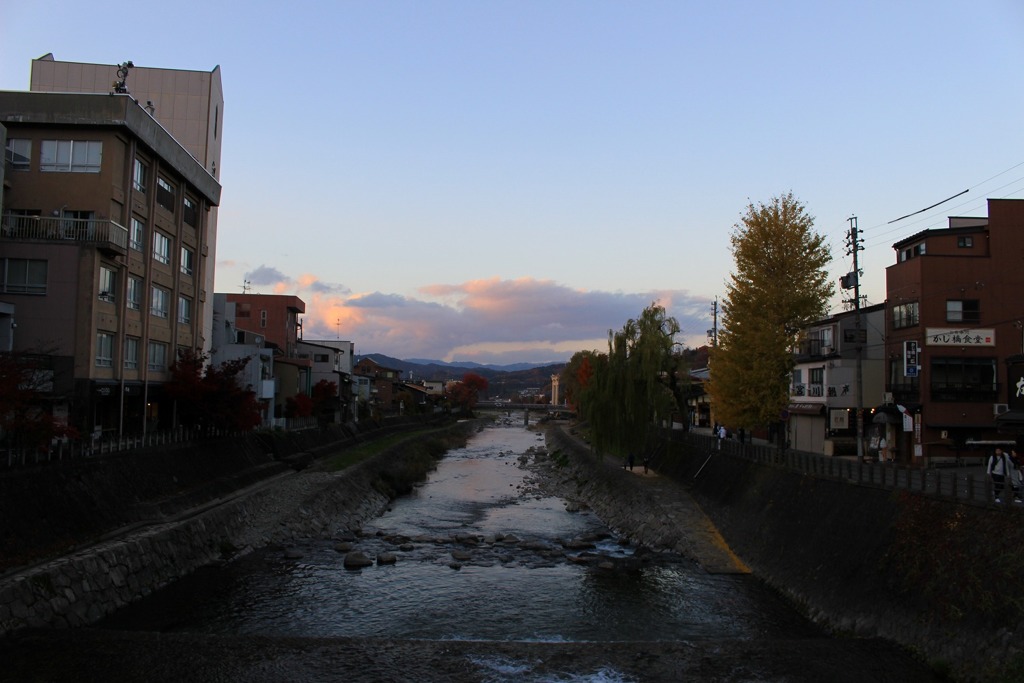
[356,353,565,398]
[404,358,561,372]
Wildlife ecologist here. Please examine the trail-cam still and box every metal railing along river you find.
[677,430,998,506]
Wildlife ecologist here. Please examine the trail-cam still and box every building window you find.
[2,258,48,295]
[946,299,980,324]
[127,276,142,311]
[156,177,176,212]
[178,296,192,324]
[180,247,194,277]
[124,337,139,370]
[957,236,973,248]
[314,353,330,363]
[40,140,102,172]
[148,341,168,372]
[153,232,171,265]
[96,331,114,366]
[237,302,251,318]
[151,285,169,318]
[808,367,824,397]
[96,332,114,367]
[183,196,198,227]
[99,266,116,302]
[260,309,267,328]
[133,158,148,193]
[5,138,31,171]
[892,302,919,329]
[900,242,926,262]
[930,357,997,401]
[130,218,145,252]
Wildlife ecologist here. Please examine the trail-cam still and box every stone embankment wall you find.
[0,420,477,637]
[547,427,1024,683]
[543,428,742,570]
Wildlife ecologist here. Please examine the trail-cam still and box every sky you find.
[3,1,1024,365]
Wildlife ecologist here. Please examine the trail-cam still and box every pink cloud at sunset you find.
[240,266,713,364]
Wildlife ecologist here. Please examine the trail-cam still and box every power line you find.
[887,189,969,224]
[861,174,1024,251]
[859,159,1024,237]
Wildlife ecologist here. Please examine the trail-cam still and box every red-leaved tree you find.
[0,351,78,454]
[448,372,489,413]
[165,350,262,432]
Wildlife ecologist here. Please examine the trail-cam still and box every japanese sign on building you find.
[903,340,919,377]
[1008,358,1024,411]
[924,327,995,346]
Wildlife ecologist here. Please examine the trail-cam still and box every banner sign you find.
[925,328,995,346]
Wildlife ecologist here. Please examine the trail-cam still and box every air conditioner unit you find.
[821,346,833,355]
[883,392,894,404]
[994,403,1010,416]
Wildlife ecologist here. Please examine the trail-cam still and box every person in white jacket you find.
[987,447,1022,504]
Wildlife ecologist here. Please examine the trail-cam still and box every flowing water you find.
[100,420,819,646]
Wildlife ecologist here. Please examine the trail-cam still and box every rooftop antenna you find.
[336,318,341,340]
[240,279,251,294]
[112,61,134,94]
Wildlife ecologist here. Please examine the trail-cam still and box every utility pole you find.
[844,217,866,462]
[707,297,719,347]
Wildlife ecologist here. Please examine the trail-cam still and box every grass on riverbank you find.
[315,423,476,474]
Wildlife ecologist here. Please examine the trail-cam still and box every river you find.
[2,419,941,682]
[99,420,818,645]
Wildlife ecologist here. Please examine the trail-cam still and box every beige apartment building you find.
[29,54,225,352]
[1,90,221,439]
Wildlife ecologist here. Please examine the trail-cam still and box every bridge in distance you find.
[476,401,575,415]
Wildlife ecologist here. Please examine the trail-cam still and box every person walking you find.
[987,447,1022,504]
[717,424,726,450]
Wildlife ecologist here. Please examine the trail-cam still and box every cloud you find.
[274,274,714,364]
[245,265,291,287]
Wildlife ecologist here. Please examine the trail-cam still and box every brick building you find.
[884,198,1024,463]
[222,293,311,418]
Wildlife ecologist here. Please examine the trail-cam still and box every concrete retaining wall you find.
[0,420,477,637]
[547,426,1024,682]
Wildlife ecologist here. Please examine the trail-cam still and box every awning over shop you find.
[786,403,824,416]
[995,410,1024,431]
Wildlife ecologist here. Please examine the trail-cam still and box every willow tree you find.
[709,193,833,432]
[580,303,683,456]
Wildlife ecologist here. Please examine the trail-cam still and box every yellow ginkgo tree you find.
[709,193,833,437]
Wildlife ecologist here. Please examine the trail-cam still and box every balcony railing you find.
[1,214,128,254]
[794,339,835,358]
[930,382,999,402]
[890,381,920,404]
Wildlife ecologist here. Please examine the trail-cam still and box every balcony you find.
[794,338,834,359]
[1,213,128,255]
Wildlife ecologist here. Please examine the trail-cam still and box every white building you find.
[210,294,275,426]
